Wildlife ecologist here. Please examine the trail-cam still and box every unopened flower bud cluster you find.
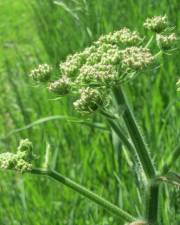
[144,15,177,50]
[30,64,52,82]
[0,139,34,172]
[144,15,168,33]
[73,88,105,113]
[48,76,72,95]
[120,47,154,70]
[97,28,142,46]
[156,33,177,50]
[29,16,176,113]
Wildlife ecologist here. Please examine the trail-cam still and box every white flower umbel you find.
[73,87,106,113]
[0,139,34,172]
[48,76,72,95]
[77,64,118,85]
[29,15,176,114]
[156,33,177,50]
[97,28,142,46]
[29,64,52,82]
[144,15,168,33]
[120,47,154,70]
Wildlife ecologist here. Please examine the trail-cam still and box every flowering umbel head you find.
[0,139,35,172]
[120,47,154,70]
[29,64,52,82]
[156,33,177,50]
[73,88,106,113]
[48,76,72,95]
[97,27,142,46]
[29,15,176,113]
[144,15,168,33]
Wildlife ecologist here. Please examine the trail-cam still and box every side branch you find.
[30,168,136,222]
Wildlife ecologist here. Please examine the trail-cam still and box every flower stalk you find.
[30,168,136,223]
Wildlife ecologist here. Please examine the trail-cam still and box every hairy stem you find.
[30,168,136,222]
[113,86,156,179]
[145,183,159,225]
[113,86,159,224]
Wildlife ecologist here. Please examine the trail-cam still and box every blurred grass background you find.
[0,0,179,224]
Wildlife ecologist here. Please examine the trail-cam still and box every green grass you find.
[0,0,179,224]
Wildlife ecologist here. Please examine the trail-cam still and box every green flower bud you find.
[156,33,177,50]
[29,64,52,82]
[144,15,168,33]
[48,76,72,95]
[17,138,34,161]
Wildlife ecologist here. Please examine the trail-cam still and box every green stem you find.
[113,86,156,179]
[145,183,159,225]
[107,118,138,161]
[30,168,136,222]
[113,86,160,224]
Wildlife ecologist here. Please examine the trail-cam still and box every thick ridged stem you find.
[113,86,156,179]
[30,168,136,222]
[113,86,159,224]
[145,183,159,225]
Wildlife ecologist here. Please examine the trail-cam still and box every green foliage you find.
[0,0,179,225]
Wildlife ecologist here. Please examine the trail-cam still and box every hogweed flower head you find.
[156,33,177,50]
[29,15,176,113]
[73,88,107,113]
[0,139,35,172]
[29,64,52,82]
[144,15,168,33]
[48,76,72,95]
